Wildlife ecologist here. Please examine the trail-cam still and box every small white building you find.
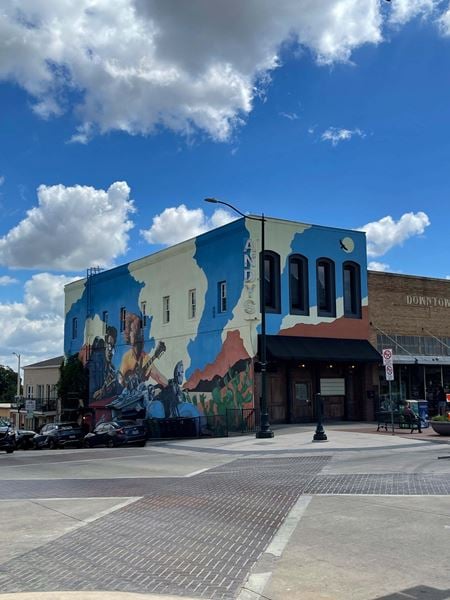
[11,356,63,430]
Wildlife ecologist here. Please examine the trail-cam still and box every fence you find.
[145,408,258,440]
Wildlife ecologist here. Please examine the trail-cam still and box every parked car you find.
[33,422,84,449]
[0,420,15,454]
[14,428,37,450]
[84,420,147,448]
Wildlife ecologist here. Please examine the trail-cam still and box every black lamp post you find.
[204,198,274,439]
[313,393,328,442]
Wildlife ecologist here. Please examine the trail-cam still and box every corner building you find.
[368,271,450,417]
[64,217,380,426]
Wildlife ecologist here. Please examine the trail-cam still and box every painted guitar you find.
[121,340,166,390]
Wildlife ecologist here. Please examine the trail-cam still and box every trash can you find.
[407,399,429,428]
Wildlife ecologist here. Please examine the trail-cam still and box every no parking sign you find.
[385,364,394,381]
[382,348,395,381]
[382,348,393,366]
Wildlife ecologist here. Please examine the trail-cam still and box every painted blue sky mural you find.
[1,1,449,368]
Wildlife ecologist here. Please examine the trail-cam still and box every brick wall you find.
[368,271,450,342]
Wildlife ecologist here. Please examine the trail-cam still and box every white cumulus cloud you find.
[0,272,77,369]
[388,0,437,25]
[359,211,430,258]
[0,181,134,271]
[141,204,236,246]
[321,127,365,146]
[0,275,18,286]
[368,261,391,272]
[0,0,393,142]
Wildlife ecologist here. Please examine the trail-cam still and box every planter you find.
[430,420,450,436]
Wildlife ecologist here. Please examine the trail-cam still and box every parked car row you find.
[0,419,148,453]
[0,420,15,453]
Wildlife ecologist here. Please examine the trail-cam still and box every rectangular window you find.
[26,385,33,398]
[163,296,170,324]
[37,384,44,400]
[343,263,361,318]
[317,264,329,311]
[317,260,336,317]
[289,255,309,315]
[263,252,281,313]
[120,307,126,332]
[188,289,196,319]
[72,317,78,339]
[141,301,147,327]
[218,281,227,313]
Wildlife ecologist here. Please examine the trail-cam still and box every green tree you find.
[0,365,19,403]
[56,355,88,409]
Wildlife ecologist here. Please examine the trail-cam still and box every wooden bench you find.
[376,411,422,433]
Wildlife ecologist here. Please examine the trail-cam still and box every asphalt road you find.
[1,425,449,599]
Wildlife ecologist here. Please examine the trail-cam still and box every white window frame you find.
[188,289,196,319]
[219,281,227,313]
[163,296,170,324]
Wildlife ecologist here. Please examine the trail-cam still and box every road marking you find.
[0,496,142,503]
[185,467,210,477]
[265,495,312,557]
[1,453,150,467]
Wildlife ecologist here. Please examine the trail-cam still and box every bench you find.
[376,411,422,433]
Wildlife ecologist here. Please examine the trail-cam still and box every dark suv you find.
[33,422,84,449]
[0,420,15,454]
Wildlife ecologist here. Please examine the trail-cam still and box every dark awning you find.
[262,335,382,364]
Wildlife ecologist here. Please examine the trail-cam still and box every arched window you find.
[343,261,361,318]
[316,258,336,317]
[289,254,309,315]
[263,251,281,313]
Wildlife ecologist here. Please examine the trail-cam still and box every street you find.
[1,425,449,600]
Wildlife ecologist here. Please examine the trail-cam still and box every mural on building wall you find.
[64,217,370,424]
[65,220,256,423]
[85,311,209,420]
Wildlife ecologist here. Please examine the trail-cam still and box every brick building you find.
[368,271,450,417]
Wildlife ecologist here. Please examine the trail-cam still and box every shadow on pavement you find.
[372,585,450,599]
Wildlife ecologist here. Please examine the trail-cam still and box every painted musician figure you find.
[118,312,167,389]
[92,325,121,401]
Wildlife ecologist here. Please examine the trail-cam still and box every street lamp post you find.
[12,352,21,429]
[12,352,21,398]
[204,198,274,438]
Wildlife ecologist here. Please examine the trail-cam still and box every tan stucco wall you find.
[23,366,60,396]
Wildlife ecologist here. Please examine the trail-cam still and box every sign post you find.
[382,349,395,434]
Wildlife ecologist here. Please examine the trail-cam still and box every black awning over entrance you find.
[263,335,382,364]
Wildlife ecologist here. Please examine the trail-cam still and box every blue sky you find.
[0,0,449,368]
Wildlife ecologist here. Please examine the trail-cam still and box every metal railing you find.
[145,408,258,439]
[11,397,57,412]
[226,408,257,434]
